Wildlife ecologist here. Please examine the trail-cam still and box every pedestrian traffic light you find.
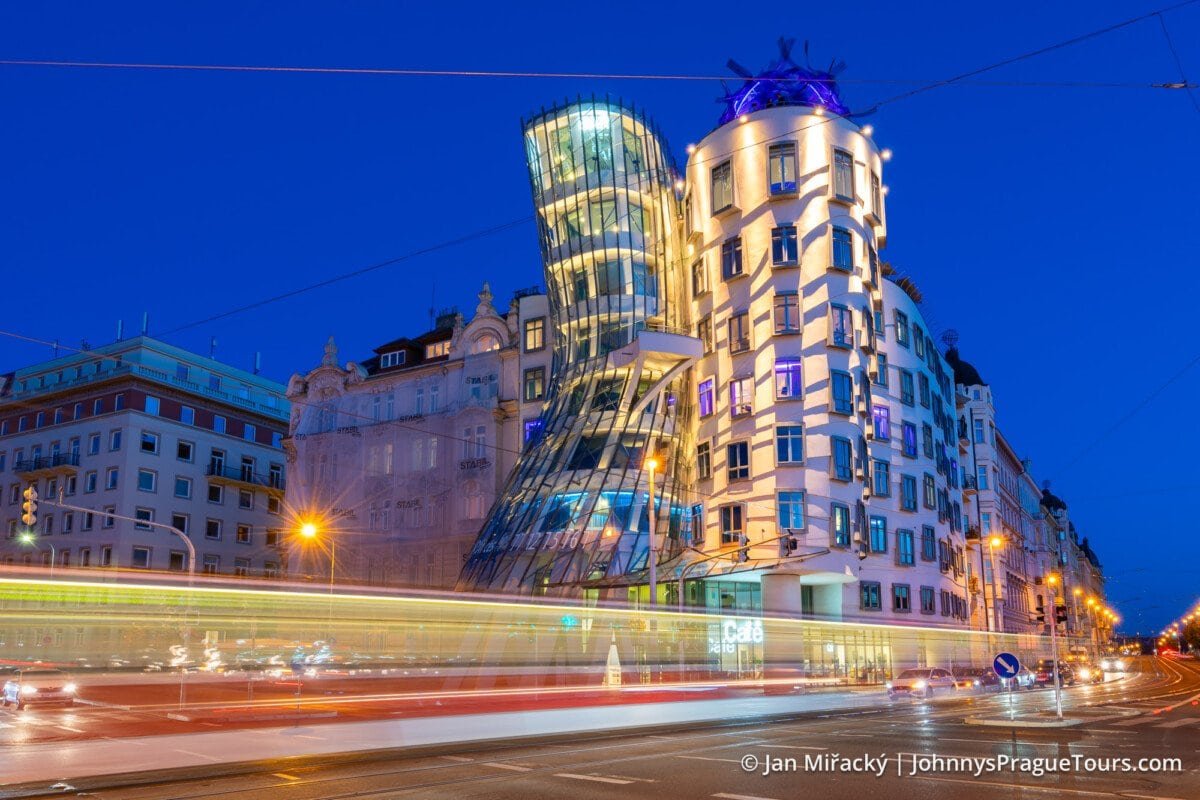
[1055,604,1068,624]
[736,534,750,563]
[1035,607,1046,624]
[20,486,38,527]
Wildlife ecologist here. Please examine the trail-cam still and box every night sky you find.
[2,1,1197,632]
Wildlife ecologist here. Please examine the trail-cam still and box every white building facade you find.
[284,285,552,589]
[0,337,290,577]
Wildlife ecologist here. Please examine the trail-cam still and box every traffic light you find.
[1055,604,1068,624]
[20,486,38,527]
[780,535,799,556]
[737,534,750,563]
[1035,607,1046,624]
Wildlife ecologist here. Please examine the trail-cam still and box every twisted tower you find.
[459,99,698,595]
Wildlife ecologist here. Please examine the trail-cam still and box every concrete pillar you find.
[809,583,844,619]
[761,572,804,617]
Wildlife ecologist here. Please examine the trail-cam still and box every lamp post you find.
[987,535,1004,633]
[645,456,660,608]
[18,532,55,578]
[299,521,335,593]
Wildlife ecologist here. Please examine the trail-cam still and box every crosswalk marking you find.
[1112,716,1161,727]
[483,763,533,772]
[1154,718,1200,729]
[555,773,633,785]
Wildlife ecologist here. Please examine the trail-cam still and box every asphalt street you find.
[6,656,1199,800]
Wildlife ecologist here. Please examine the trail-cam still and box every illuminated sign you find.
[709,617,764,655]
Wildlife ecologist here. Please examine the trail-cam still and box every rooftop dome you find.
[718,38,851,125]
[944,346,986,387]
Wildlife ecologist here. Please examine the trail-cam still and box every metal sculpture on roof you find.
[718,37,851,124]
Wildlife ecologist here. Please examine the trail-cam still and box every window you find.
[135,507,154,530]
[102,507,115,528]
[872,405,890,440]
[832,436,853,481]
[902,422,917,458]
[721,237,743,279]
[214,415,227,434]
[719,504,744,545]
[524,318,546,352]
[899,370,915,405]
[778,490,805,531]
[726,441,750,481]
[897,529,915,565]
[88,433,100,455]
[238,489,254,510]
[84,471,97,493]
[771,225,798,265]
[923,474,936,508]
[177,440,194,462]
[729,377,753,418]
[895,310,910,347]
[860,581,882,610]
[976,465,989,490]
[918,373,931,407]
[901,475,917,511]
[773,293,800,335]
[380,351,406,368]
[874,353,888,388]
[73,403,83,420]
[893,584,911,612]
[832,148,854,202]
[109,429,122,451]
[697,441,712,480]
[776,424,804,464]
[698,315,713,354]
[208,483,224,504]
[727,312,750,353]
[973,418,985,443]
[921,526,936,560]
[105,467,119,490]
[136,468,156,493]
[831,370,853,414]
[872,459,890,496]
[711,160,733,213]
[202,555,220,575]
[180,406,195,426]
[140,431,160,454]
[241,423,255,443]
[922,424,934,458]
[141,396,159,416]
[920,586,936,614]
[869,515,887,552]
[831,502,850,547]
[131,547,151,569]
[426,340,451,359]
[692,260,709,297]
[267,496,281,515]
[831,227,853,271]
[205,519,222,540]
[698,378,715,417]
[236,524,251,544]
[914,327,926,359]
[233,558,250,577]
[523,367,546,401]
[171,513,189,534]
[830,304,853,347]
[768,142,797,195]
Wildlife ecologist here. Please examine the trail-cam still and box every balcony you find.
[14,453,80,479]
[962,475,978,496]
[206,464,286,497]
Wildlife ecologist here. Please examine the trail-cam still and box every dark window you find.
[893,584,911,612]
[721,237,743,279]
[831,371,853,414]
[832,148,855,202]
[771,226,798,265]
[768,142,797,194]
[832,437,853,481]
[832,227,853,271]
[860,581,882,610]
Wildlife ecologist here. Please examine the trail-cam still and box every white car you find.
[1100,657,1128,673]
[886,668,957,699]
[1,669,77,710]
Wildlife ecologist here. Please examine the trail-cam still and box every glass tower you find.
[459,99,697,595]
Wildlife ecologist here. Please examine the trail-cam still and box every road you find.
[6,656,1199,799]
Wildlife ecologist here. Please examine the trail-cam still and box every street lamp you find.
[644,455,660,608]
[987,535,1004,632]
[17,531,55,578]
[298,520,334,594]
[1045,572,1063,719]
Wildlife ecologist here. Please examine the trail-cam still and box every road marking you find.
[483,763,533,772]
[713,794,782,800]
[678,756,743,763]
[439,755,474,762]
[911,775,1113,796]
[292,734,323,740]
[173,749,222,763]
[272,773,300,781]
[935,736,1100,748]
[555,773,634,785]
[1155,718,1200,728]
[759,744,828,751]
[1112,717,1161,727]
[55,725,85,733]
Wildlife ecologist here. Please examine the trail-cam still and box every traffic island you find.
[965,707,1136,728]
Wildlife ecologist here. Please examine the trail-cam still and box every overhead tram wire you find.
[1156,12,1200,116]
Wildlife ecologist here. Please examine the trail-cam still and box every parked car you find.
[1,669,77,710]
[1033,659,1074,687]
[886,668,957,699]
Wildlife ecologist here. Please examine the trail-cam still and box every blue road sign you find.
[993,652,1021,679]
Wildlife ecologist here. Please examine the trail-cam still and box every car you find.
[1,669,77,710]
[1099,656,1128,673]
[951,666,1000,690]
[998,666,1037,690]
[886,667,957,699]
[1073,663,1104,684]
[1033,659,1074,687]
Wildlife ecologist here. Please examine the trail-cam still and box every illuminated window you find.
[523,318,546,352]
[897,530,915,566]
[729,377,752,418]
[832,148,854,202]
[872,405,890,440]
[869,516,887,552]
[711,161,733,212]
[775,358,802,399]
[425,340,451,359]
[768,142,797,194]
[523,367,545,401]
[831,503,850,547]
[698,378,715,417]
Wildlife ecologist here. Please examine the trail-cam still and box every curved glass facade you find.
[459,100,693,595]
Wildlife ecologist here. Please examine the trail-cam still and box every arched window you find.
[471,333,501,354]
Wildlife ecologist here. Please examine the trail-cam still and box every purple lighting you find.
[718,38,852,125]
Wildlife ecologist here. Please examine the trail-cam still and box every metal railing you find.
[205,463,286,492]
[14,453,81,472]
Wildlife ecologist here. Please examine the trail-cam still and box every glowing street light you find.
[296,519,335,594]
[986,535,1004,632]
[17,531,55,578]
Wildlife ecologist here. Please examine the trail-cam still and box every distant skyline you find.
[2,0,1197,630]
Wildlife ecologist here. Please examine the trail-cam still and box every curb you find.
[166,710,338,724]
[965,715,1084,728]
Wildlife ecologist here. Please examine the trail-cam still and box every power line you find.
[0,57,1189,90]
[1156,12,1200,116]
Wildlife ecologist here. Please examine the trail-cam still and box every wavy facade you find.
[459,99,697,596]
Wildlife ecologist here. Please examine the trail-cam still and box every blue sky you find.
[1,1,1197,632]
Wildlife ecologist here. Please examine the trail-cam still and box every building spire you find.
[322,335,338,367]
[476,282,495,316]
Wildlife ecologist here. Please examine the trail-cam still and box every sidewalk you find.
[1,687,890,790]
